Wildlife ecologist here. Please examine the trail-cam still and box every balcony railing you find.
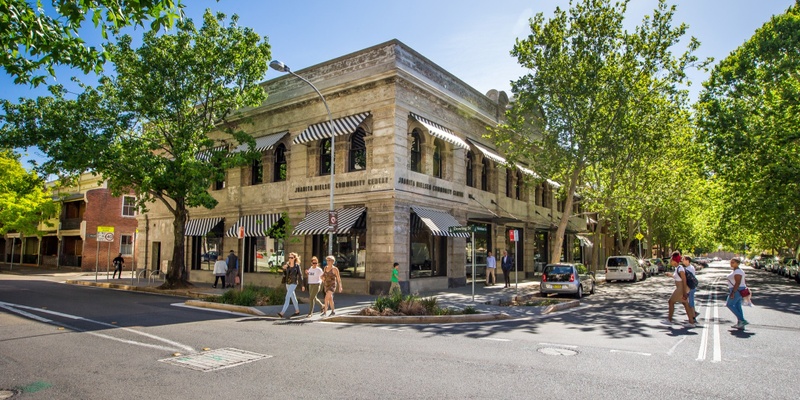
[60,218,82,230]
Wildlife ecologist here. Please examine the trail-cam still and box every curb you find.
[323,312,512,324]
[542,300,580,314]
[184,300,266,316]
[65,280,216,300]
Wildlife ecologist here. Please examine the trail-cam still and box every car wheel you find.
[632,273,638,283]
[576,285,583,299]
[589,282,595,294]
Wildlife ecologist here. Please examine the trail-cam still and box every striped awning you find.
[231,131,289,154]
[292,207,366,236]
[409,113,469,150]
[184,218,223,236]
[576,234,593,248]
[226,213,283,237]
[196,145,227,162]
[516,163,562,188]
[410,206,469,238]
[468,139,507,165]
[293,112,371,145]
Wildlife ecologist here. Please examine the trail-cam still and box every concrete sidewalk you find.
[3,264,605,323]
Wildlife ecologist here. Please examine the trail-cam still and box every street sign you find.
[448,225,486,234]
[97,232,114,242]
[97,226,114,233]
[238,226,245,239]
[635,232,644,240]
[509,229,519,242]
[328,211,338,233]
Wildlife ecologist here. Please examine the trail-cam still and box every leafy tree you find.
[0,150,59,235]
[1,11,271,288]
[493,0,703,263]
[696,1,800,254]
[2,0,184,86]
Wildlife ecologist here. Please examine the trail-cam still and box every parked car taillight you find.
[541,274,547,282]
[569,273,575,282]
[628,267,632,273]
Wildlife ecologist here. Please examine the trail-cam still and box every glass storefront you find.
[534,230,549,273]
[313,232,367,278]
[465,222,491,277]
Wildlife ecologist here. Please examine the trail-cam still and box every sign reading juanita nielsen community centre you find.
[294,177,390,193]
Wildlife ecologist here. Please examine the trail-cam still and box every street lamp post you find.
[270,60,336,255]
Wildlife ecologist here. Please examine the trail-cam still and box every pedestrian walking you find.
[726,258,749,329]
[389,262,401,295]
[111,253,125,279]
[485,251,496,286]
[321,255,343,317]
[305,256,325,317]
[501,250,513,288]
[661,252,695,328]
[225,250,239,288]
[212,258,227,288]
[682,256,699,319]
[278,252,304,318]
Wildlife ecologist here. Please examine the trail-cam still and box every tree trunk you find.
[550,165,582,264]
[162,201,191,289]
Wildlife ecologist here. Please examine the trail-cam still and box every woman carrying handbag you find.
[278,252,304,318]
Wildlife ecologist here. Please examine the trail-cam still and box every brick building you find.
[137,40,590,294]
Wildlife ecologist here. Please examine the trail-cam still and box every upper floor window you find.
[251,157,263,185]
[506,169,513,198]
[481,158,489,191]
[515,171,523,200]
[466,151,474,188]
[543,184,551,208]
[320,140,332,176]
[410,130,422,173]
[535,183,543,206]
[122,196,136,217]
[349,128,367,172]
[274,144,287,182]
[433,139,443,179]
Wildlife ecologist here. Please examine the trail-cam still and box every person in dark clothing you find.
[501,250,514,288]
[112,253,125,279]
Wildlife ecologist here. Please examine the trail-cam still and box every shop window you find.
[410,130,422,173]
[314,234,367,279]
[251,157,263,185]
[120,234,133,255]
[410,213,447,278]
[433,139,443,178]
[274,144,287,182]
[349,128,367,172]
[319,140,332,176]
[534,230,549,273]
[466,151,474,187]
[122,196,136,217]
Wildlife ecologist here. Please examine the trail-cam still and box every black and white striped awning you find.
[410,206,469,238]
[231,131,289,154]
[293,112,371,145]
[226,213,283,237]
[292,207,366,236]
[196,145,227,162]
[184,218,224,236]
[468,139,507,165]
[576,234,593,248]
[515,163,562,188]
[409,113,469,150]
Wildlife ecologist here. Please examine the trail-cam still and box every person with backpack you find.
[682,256,699,320]
[661,251,696,328]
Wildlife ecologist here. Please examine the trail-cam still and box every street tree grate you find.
[159,348,272,372]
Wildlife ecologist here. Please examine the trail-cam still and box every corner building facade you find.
[137,40,588,294]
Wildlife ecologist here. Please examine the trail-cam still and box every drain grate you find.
[159,348,272,372]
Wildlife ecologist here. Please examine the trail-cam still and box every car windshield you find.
[607,258,628,267]
[544,265,573,281]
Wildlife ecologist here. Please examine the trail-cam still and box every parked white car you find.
[605,256,645,282]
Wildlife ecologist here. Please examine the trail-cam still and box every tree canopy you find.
[1,0,184,86]
[0,150,59,235]
[1,10,271,287]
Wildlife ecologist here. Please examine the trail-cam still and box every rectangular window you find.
[122,196,136,217]
[120,234,133,255]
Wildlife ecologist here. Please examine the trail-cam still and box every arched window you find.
[349,128,367,172]
[466,151,474,187]
[251,157,263,185]
[481,158,489,191]
[433,139,443,179]
[273,144,287,182]
[515,171,523,200]
[506,169,513,198]
[319,140,332,176]
[410,130,422,172]
[543,183,551,208]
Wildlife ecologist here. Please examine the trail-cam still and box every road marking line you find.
[480,338,511,342]
[0,300,195,353]
[697,276,720,361]
[713,295,721,363]
[538,342,577,348]
[668,337,687,356]
[610,349,651,356]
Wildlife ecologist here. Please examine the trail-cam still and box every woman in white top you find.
[726,258,748,329]
[661,252,695,328]
[305,256,325,317]
[212,259,227,288]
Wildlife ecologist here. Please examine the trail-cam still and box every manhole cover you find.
[159,348,272,372]
[538,347,578,356]
[0,389,18,399]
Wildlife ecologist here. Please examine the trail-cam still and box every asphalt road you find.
[1,261,799,399]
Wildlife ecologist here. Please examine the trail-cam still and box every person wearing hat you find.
[661,251,696,328]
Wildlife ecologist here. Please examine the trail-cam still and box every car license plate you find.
[553,285,562,289]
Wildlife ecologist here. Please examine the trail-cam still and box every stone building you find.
[3,173,138,272]
[137,39,589,294]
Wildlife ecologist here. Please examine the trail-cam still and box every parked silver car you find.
[540,263,595,299]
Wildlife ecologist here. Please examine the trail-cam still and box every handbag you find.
[739,287,751,297]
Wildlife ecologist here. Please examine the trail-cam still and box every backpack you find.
[686,269,698,289]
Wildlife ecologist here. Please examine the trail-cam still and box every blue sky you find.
[3,0,795,163]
